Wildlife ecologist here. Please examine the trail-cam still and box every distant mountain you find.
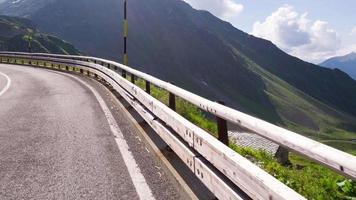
[0,15,80,54]
[320,52,356,80]
[1,0,356,148]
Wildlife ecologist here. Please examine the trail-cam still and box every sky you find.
[182,0,356,63]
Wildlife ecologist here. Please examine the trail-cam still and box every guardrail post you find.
[80,69,84,74]
[216,101,228,145]
[122,70,127,78]
[145,80,151,94]
[169,92,176,111]
[131,74,135,84]
[275,146,290,166]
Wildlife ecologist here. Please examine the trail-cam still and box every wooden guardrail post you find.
[131,74,135,84]
[122,70,127,78]
[216,101,228,145]
[169,92,176,111]
[145,80,151,94]
[275,146,290,166]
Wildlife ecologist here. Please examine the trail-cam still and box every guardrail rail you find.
[1,52,356,200]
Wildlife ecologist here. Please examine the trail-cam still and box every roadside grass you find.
[127,76,355,199]
[131,77,218,135]
[230,144,356,199]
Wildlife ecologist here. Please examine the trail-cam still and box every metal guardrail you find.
[1,52,356,200]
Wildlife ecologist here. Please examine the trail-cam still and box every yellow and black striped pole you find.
[123,0,128,66]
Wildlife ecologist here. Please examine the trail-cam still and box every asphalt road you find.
[0,64,186,200]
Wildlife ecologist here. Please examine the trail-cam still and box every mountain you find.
[0,15,80,54]
[1,0,356,151]
[320,52,356,80]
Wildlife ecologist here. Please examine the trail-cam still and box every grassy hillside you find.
[240,53,356,151]
[0,15,80,54]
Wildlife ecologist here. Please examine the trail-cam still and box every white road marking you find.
[0,71,11,97]
[62,73,156,200]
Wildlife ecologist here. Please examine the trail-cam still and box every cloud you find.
[251,5,341,63]
[183,0,243,24]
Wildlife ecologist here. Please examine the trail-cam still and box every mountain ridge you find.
[320,52,356,80]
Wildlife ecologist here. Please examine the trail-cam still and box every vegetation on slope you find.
[0,15,80,54]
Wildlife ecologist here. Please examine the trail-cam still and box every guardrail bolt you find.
[216,101,228,145]
[169,92,176,111]
[145,80,151,94]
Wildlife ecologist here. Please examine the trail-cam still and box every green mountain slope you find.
[0,0,355,150]
[0,15,80,54]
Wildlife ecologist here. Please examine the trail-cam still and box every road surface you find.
[0,64,187,200]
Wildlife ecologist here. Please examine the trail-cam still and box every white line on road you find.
[0,71,11,97]
[62,73,156,200]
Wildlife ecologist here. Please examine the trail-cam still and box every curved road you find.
[0,64,186,200]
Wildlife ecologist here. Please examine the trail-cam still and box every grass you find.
[128,75,355,199]
[230,144,356,199]
[132,77,218,135]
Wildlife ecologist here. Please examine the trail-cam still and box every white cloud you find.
[251,5,341,63]
[183,0,243,25]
